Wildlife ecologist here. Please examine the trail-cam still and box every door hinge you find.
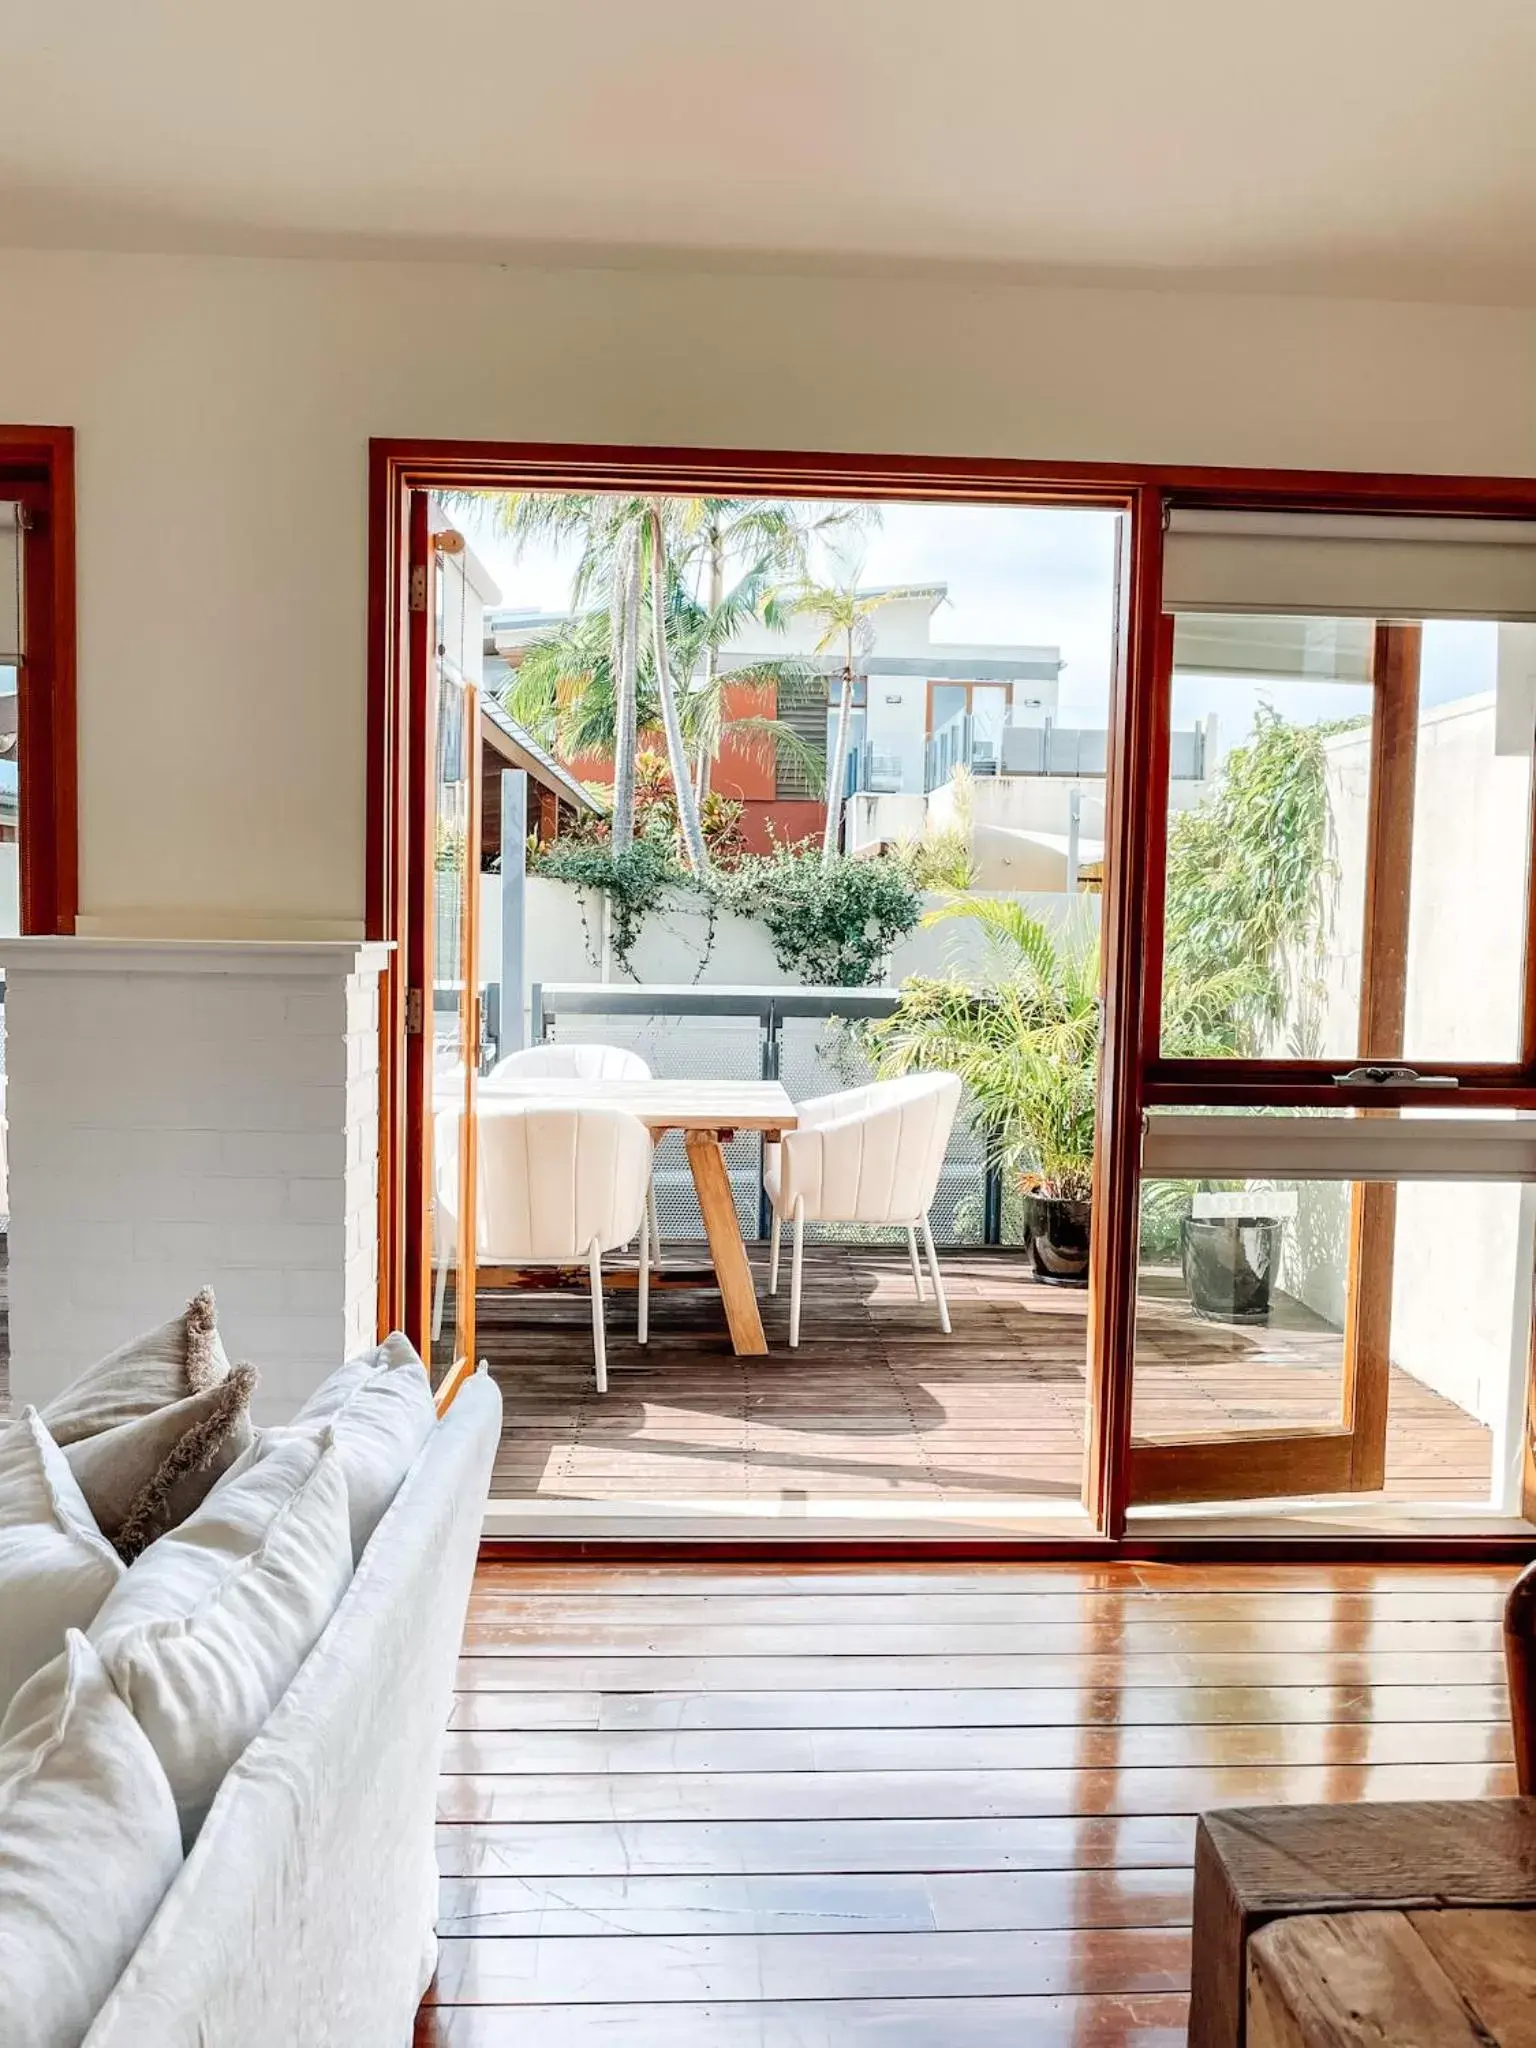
[408,565,428,613]
[405,986,425,1036]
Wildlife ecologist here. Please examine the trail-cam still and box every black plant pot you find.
[1181,1216,1283,1324]
[1022,1193,1093,1288]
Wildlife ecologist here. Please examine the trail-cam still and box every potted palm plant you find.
[872,901,1099,1285]
[874,899,1261,1288]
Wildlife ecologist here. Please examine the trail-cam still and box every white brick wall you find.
[2,940,390,1423]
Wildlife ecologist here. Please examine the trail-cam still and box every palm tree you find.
[470,490,705,866]
[460,489,865,870]
[505,546,825,843]
[672,497,871,801]
[643,499,708,873]
[608,517,642,849]
[454,488,648,842]
[782,582,917,866]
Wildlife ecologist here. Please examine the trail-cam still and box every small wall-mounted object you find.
[884,694,903,706]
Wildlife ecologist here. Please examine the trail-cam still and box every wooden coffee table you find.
[1248,1902,1536,2045]
[1189,1798,1536,2047]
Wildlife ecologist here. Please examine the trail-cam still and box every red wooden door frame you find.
[365,438,1536,1557]
[0,426,77,935]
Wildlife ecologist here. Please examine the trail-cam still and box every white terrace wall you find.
[1287,697,1536,1441]
[494,877,1100,1020]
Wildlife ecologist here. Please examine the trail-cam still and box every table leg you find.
[684,1129,767,1355]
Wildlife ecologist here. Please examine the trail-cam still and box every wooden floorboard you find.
[419,1558,1520,2044]
[477,1246,1492,1513]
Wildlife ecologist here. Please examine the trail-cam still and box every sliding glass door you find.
[1128,512,1536,1512]
[403,495,481,1387]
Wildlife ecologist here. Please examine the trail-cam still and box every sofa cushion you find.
[0,1630,182,2048]
[64,1366,258,1563]
[90,1430,353,1846]
[0,1410,124,1717]
[41,1286,233,1447]
[291,1332,437,1561]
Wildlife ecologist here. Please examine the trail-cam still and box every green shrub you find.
[716,846,920,987]
[533,835,690,977]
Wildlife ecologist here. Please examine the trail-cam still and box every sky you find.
[456,494,1503,750]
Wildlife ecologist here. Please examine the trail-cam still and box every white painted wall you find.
[2,940,387,1423]
[1,247,1535,936]
[1287,694,1536,1439]
[514,875,1098,1035]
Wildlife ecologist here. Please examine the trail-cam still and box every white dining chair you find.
[484,1041,652,1085]
[764,1073,964,1348]
[476,1102,654,1392]
[482,1040,662,1271]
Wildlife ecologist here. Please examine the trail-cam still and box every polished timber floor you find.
[415,1559,1518,2044]
[478,1245,1493,1512]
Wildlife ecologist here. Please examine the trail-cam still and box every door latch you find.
[405,987,424,1036]
[1332,1064,1458,1088]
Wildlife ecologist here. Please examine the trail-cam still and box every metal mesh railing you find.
[544,1006,763,1239]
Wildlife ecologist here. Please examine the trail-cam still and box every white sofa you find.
[79,1366,501,2048]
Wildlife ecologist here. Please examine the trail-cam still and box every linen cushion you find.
[64,1366,258,1563]
[0,1630,182,2048]
[290,1332,437,1561]
[0,1410,124,1716]
[41,1286,233,1447]
[90,1429,353,1846]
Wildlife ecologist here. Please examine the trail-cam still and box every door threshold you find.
[483,1495,1100,1547]
[1128,1496,1536,1540]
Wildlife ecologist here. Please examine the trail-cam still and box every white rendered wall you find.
[1,940,388,1423]
[0,248,1534,938]
[518,875,1098,1020]
[1286,698,1536,1438]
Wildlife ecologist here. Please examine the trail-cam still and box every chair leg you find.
[431,1257,448,1342]
[906,1224,925,1302]
[920,1213,951,1335]
[637,1202,650,1346]
[588,1238,608,1394]
[646,1181,661,1269]
[789,1200,805,1349]
[768,1212,782,1295]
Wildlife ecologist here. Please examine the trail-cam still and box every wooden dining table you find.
[476,1076,798,1356]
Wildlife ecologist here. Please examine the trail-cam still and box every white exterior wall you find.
[864,675,930,795]
[437,539,500,693]
[1,940,388,1424]
[519,875,1097,1017]
[1287,698,1536,1438]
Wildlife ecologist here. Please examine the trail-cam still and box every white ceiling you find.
[5,0,1536,303]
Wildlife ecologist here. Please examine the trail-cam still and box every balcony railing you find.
[871,715,1210,794]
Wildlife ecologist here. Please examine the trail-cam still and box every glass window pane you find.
[1402,622,1533,1062]
[1160,611,1536,1066]
[1133,1168,1531,1507]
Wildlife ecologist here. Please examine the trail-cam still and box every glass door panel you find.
[1160,612,1376,1063]
[428,649,478,1380]
[404,499,480,1390]
[1131,1154,1532,1511]
[1132,510,1536,1511]
[1159,609,1536,1073]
